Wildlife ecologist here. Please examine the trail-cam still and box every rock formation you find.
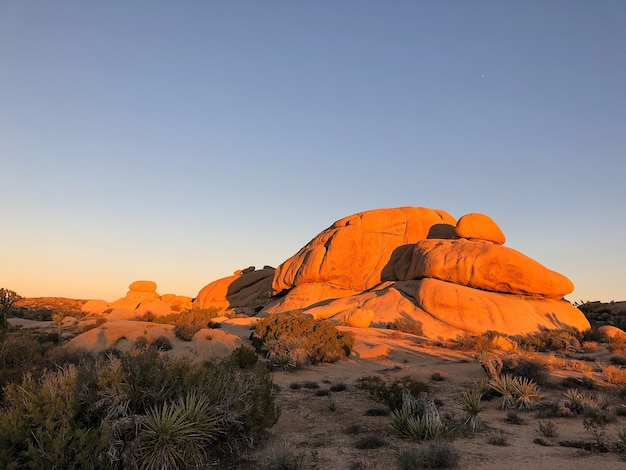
[193,266,275,315]
[260,207,590,339]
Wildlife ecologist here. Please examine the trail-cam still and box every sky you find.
[1,1,624,303]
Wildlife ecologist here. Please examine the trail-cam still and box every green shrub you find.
[150,336,173,351]
[516,329,583,353]
[361,375,429,411]
[252,315,353,364]
[501,356,549,385]
[224,345,259,369]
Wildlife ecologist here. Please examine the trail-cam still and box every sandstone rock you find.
[81,299,110,315]
[194,267,275,312]
[135,300,172,317]
[400,278,590,336]
[455,213,506,244]
[344,309,374,328]
[129,280,157,292]
[402,238,574,298]
[597,325,626,340]
[272,206,456,302]
[162,295,193,311]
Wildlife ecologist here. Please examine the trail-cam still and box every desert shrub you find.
[501,355,549,385]
[561,375,597,390]
[315,389,329,396]
[397,441,459,470]
[538,420,558,437]
[609,355,626,366]
[489,374,542,411]
[224,345,259,369]
[344,423,362,434]
[516,329,583,353]
[252,315,354,364]
[488,431,509,446]
[255,439,309,470]
[455,331,500,352]
[365,407,389,416]
[150,336,173,351]
[608,335,626,353]
[597,362,626,384]
[174,323,202,341]
[583,409,612,448]
[506,410,524,424]
[431,371,446,381]
[386,319,424,336]
[360,375,429,411]
[354,435,386,449]
[330,382,348,392]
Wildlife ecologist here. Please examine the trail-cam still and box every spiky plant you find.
[403,415,445,441]
[511,377,543,411]
[488,374,516,410]
[137,392,223,470]
[459,389,484,431]
[477,351,503,379]
[616,425,626,445]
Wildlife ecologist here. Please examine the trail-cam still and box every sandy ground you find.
[9,315,626,469]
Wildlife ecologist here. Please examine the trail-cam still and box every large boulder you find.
[194,266,275,313]
[454,213,506,244]
[401,238,574,298]
[271,206,456,302]
[396,278,590,336]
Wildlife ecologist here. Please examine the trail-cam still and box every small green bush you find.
[174,323,203,341]
[150,336,173,351]
[225,345,259,369]
[361,375,429,411]
[252,315,354,364]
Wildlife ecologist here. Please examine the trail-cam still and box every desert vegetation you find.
[2,294,626,468]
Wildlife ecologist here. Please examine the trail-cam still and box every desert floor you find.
[8,301,626,470]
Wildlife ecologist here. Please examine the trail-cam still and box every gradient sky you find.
[1,1,624,303]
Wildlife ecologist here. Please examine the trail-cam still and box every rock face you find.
[268,207,456,312]
[261,206,590,339]
[193,266,275,315]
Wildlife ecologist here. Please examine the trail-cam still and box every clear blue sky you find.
[1,1,624,303]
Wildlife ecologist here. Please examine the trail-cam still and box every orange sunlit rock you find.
[272,206,456,296]
[455,212,506,244]
[193,266,275,314]
[402,238,574,298]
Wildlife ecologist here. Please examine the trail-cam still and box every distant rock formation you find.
[260,207,590,339]
[193,266,275,315]
[81,280,193,319]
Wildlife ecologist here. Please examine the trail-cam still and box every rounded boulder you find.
[455,213,506,244]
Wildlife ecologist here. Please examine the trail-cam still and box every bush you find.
[251,315,354,364]
[488,431,509,446]
[150,336,173,351]
[0,346,280,469]
[354,435,386,449]
[174,323,202,341]
[538,420,558,437]
[398,441,459,469]
[386,319,424,336]
[360,375,429,411]
[225,345,259,369]
[516,329,582,353]
[501,356,549,385]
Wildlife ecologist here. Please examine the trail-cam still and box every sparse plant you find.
[360,375,429,411]
[330,382,348,392]
[459,389,484,431]
[224,344,258,369]
[365,408,388,416]
[583,409,611,449]
[344,423,362,435]
[355,435,386,449]
[256,439,309,470]
[150,336,173,351]
[488,431,509,446]
[597,362,626,384]
[431,371,446,381]
[397,441,459,470]
[506,410,524,425]
[390,390,444,440]
[386,319,424,336]
[538,420,558,438]
[477,351,503,379]
[616,425,626,445]
[173,323,202,341]
[303,381,320,389]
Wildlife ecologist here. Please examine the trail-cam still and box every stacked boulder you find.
[81,280,193,319]
[261,208,590,339]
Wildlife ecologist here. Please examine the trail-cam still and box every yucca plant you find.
[511,377,543,411]
[403,415,445,441]
[137,392,223,470]
[459,389,484,431]
[616,425,626,445]
[488,374,516,410]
